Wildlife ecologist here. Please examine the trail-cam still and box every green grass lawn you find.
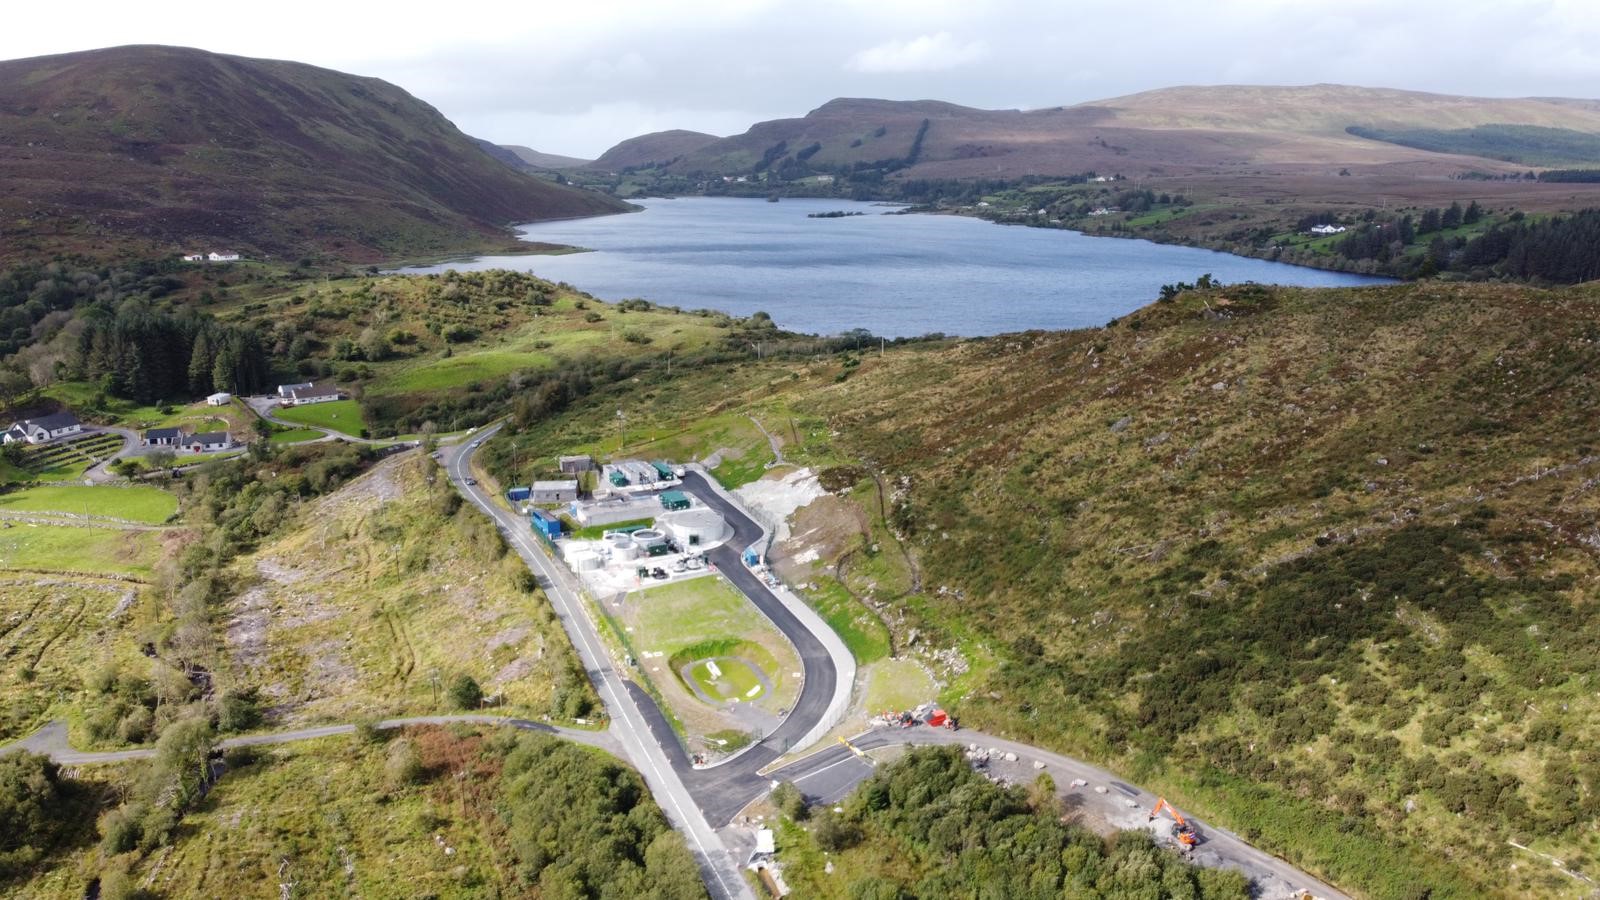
[689,657,765,701]
[629,576,773,655]
[378,348,558,394]
[267,428,322,445]
[0,523,165,578]
[0,458,31,485]
[0,484,178,523]
[712,447,774,489]
[274,399,365,433]
[569,517,653,540]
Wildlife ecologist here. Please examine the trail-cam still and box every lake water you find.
[402,197,1391,337]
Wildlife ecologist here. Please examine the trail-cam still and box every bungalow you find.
[207,252,242,262]
[277,382,313,399]
[189,432,233,452]
[181,253,205,262]
[1,411,83,445]
[284,384,343,406]
[143,427,184,447]
[1308,224,1347,235]
[206,391,233,406]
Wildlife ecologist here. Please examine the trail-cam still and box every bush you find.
[0,752,68,876]
[771,781,808,821]
[448,674,483,710]
[98,801,146,856]
[384,738,424,790]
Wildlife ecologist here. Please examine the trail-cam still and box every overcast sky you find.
[6,0,1600,157]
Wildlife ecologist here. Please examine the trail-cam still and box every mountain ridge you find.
[0,44,626,262]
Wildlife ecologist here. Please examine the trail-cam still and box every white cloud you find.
[846,32,988,74]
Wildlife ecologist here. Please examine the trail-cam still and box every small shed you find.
[530,480,579,503]
[206,392,233,406]
[529,508,562,541]
[506,486,532,503]
[659,490,690,512]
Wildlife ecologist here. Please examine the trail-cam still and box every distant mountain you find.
[604,85,1600,181]
[586,129,722,172]
[0,45,627,262]
[502,145,593,170]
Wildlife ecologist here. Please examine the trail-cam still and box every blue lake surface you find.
[402,197,1392,337]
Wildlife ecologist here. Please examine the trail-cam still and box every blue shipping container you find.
[529,509,562,540]
[506,486,531,502]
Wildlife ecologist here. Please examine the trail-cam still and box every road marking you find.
[791,753,869,783]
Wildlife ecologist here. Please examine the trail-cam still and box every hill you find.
[606,85,1600,181]
[586,128,723,172]
[0,45,627,262]
[502,144,593,169]
[490,278,1600,898]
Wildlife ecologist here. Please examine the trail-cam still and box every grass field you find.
[0,524,166,578]
[15,730,519,899]
[220,454,597,726]
[862,658,937,716]
[617,575,799,750]
[688,657,766,701]
[267,428,322,445]
[0,579,140,742]
[273,399,364,433]
[0,484,178,524]
[800,577,890,664]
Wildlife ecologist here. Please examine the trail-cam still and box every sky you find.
[6,0,1600,157]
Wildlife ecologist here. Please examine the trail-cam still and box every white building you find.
[206,392,233,406]
[1308,224,1347,235]
[283,384,344,406]
[1,411,83,444]
[181,253,205,262]
[189,432,233,452]
[208,251,242,262]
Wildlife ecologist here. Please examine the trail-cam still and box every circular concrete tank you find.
[632,528,667,550]
[659,508,729,548]
[612,538,641,561]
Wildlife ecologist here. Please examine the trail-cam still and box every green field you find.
[0,523,165,578]
[688,657,765,701]
[630,576,777,656]
[0,580,140,742]
[274,399,364,433]
[378,347,558,393]
[802,577,890,664]
[267,428,322,445]
[0,484,177,524]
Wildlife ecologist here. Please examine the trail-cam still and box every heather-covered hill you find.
[0,45,626,262]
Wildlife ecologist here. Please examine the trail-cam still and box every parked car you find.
[464,477,477,485]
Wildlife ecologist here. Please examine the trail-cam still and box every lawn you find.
[377,347,557,394]
[0,523,166,578]
[689,656,766,701]
[568,517,653,540]
[0,484,178,524]
[712,446,774,489]
[267,428,322,445]
[274,399,365,433]
[629,575,780,656]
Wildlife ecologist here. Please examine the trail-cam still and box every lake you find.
[401,197,1392,337]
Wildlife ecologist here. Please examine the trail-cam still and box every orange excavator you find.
[1149,798,1200,850]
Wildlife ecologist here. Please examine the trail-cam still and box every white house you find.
[207,252,242,262]
[189,431,233,452]
[206,391,233,406]
[277,382,313,399]
[1,411,83,445]
[1308,224,1347,235]
[181,253,205,262]
[284,384,343,406]
[143,427,184,447]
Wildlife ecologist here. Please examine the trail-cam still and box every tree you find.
[1464,200,1483,225]
[0,752,67,876]
[771,780,808,820]
[187,329,214,395]
[448,673,483,709]
[1419,207,1442,233]
[1442,200,1464,229]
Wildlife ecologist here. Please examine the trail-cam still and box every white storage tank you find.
[612,538,641,561]
[632,528,667,550]
[659,508,729,548]
[573,552,603,571]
